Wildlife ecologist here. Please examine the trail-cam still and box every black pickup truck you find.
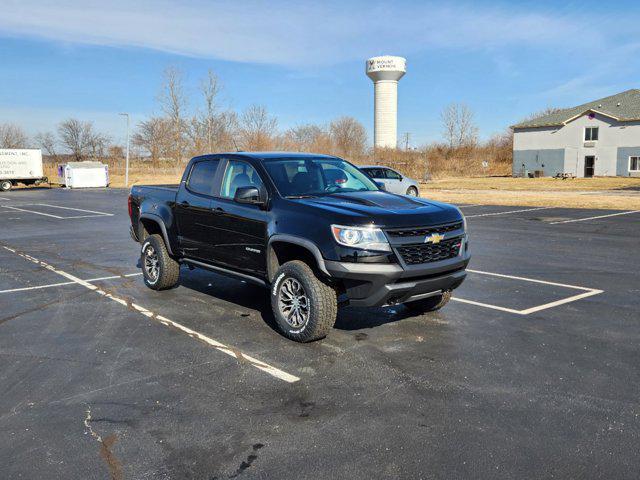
[128,152,469,342]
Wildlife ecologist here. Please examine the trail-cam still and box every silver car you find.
[359,165,420,196]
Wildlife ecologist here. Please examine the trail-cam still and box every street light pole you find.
[119,113,130,188]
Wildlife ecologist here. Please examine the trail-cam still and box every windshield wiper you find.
[285,194,317,199]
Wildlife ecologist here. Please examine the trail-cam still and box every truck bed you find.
[130,184,179,200]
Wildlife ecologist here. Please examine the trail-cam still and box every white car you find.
[359,165,420,196]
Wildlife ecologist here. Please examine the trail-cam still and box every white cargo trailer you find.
[57,161,109,188]
[0,149,46,191]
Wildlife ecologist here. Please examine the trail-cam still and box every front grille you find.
[386,222,463,238]
[396,237,462,265]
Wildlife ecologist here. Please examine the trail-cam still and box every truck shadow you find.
[176,267,416,333]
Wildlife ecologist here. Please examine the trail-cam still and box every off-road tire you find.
[406,186,418,196]
[141,234,180,290]
[405,290,452,313]
[271,260,337,342]
[0,180,12,192]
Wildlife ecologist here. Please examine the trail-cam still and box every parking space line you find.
[1,205,65,218]
[458,203,484,208]
[0,204,114,219]
[35,203,114,217]
[549,210,640,224]
[465,207,552,218]
[0,273,142,294]
[452,269,603,315]
[518,290,603,314]
[466,269,598,291]
[1,245,300,384]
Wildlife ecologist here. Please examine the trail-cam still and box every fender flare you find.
[267,234,329,279]
[139,213,175,256]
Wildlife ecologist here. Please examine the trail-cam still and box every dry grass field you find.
[423,176,640,209]
[41,162,640,210]
[426,176,640,191]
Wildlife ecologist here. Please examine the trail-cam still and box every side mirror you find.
[234,186,265,206]
[375,181,386,191]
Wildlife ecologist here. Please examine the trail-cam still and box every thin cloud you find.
[1,0,625,67]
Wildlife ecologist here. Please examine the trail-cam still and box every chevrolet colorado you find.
[128,152,470,342]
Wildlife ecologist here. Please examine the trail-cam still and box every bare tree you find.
[238,104,277,151]
[34,131,58,157]
[57,119,108,161]
[158,66,188,162]
[0,123,28,149]
[282,124,332,153]
[329,116,367,159]
[87,131,111,158]
[132,117,172,166]
[200,70,222,153]
[441,103,478,149]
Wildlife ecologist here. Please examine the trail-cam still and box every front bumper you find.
[325,250,470,307]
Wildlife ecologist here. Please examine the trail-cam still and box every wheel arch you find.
[139,214,175,255]
[267,235,329,282]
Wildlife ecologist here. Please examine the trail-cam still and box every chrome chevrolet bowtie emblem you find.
[425,233,444,244]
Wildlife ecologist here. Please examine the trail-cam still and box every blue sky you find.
[1,0,639,147]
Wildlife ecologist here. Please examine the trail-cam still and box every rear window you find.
[187,159,220,196]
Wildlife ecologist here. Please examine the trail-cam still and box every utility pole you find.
[119,113,130,187]
[403,132,411,150]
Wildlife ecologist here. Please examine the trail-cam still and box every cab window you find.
[187,159,220,196]
[220,160,265,199]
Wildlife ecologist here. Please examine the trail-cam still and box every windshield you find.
[262,157,379,198]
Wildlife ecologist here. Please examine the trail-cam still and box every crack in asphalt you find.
[84,407,124,480]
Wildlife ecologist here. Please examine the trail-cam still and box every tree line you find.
[1,66,525,177]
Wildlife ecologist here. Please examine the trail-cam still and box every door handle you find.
[180,200,190,206]
[212,207,225,214]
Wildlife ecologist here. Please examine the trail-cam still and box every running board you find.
[181,258,267,287]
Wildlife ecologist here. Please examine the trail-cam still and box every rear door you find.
[175,158,221,260]
[383,168,404,194]
[207,159,269,276]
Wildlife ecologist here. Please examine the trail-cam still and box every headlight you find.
[331,224,391,252]
[455,207,467,231]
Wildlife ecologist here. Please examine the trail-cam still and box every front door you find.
[584,156,595,178]
[208,159,268,276]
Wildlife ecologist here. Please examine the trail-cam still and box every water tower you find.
[366,56,406,149]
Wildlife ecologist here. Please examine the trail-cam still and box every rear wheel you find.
[405,290,451,313]
[0,180,12,192]
[406,186,418,196]
[141,234,180,290]
[271,260,337,342]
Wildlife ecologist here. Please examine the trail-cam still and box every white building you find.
[512,89,640,177]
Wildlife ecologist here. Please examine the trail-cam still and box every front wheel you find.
[141,234,180,290]
[406,186,418,196]
[271,260,337,342]
[0,180,12,192]
[404,290,452,313]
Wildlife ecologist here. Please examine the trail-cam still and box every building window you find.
[630,156,640,172]
[584,127,599,141]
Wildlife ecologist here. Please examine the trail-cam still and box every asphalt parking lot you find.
[1,187,639,479]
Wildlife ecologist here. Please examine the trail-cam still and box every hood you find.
[290,191,461,227]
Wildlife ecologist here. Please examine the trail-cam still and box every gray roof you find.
[513,89,640,128]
